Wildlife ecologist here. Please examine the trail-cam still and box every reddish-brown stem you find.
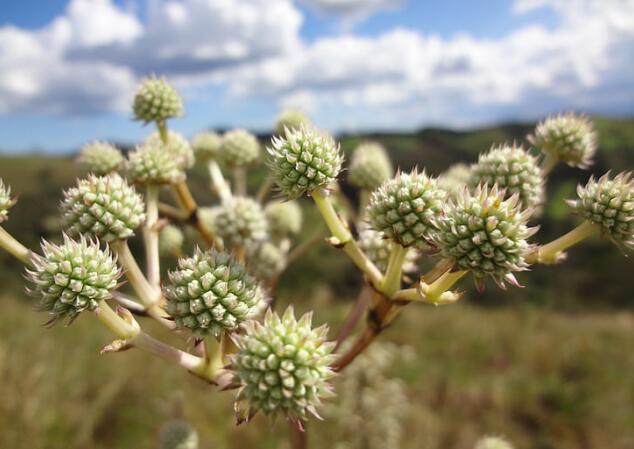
[289,420,307,449]
[332,325,378,372]
[334,284,371,351]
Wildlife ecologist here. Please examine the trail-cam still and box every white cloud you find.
[298,0,404,21]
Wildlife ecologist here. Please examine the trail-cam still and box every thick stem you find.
[289,421,307,449]
[527,221,599,264]
[334,284,371,351]
[342,243,383,288]
[144,185,160,288]
[113,240,160,308]
[156,120,169,145]
[208,161,232,203]
[424,270,466,301]
[541,152,558,176]
[421,258,454,284]
[171,182,219,248]
[95,301,139,339]
[233,167,247,196]
[0,226,31,265]
[256,178,274,203]
[173,182,197,214]
[381,244,407,296]
[332,326,378,372]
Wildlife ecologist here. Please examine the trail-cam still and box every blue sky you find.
[0,0,633,152]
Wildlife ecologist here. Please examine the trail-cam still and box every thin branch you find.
[334,284,371,351]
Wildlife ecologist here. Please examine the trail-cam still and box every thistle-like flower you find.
[529,113,597,168]
[211,197,268,248]
[469,144,544,211]
[164,249,265,336]
[231,307,336,422]
[275,110,310,134]
[247,241,287,280]
[157,420,199,449]
[144,131,195,171]
[267,126,343,199]
[265,200,303,239]
[367,170,446,248]
[438,163,471,199]
[159,224,185,256]
[127,142,185,185]
[60,174,145,242]
[567,172,634,250]
[0,178,16,223]
[132,77,183,124]
[218,129,260,167]
[358,229,419,273]
[26,235,120,324]
[347,142,393,191]
[434,185,535,290]
[192,131,222,161]
[475,436,514,449]
[77,142,123,175]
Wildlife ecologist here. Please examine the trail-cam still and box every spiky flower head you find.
[60,174,145,242]
[247,242,287,280]
[367,170,446,249]
[144,131,195,170]
[132,77,183,124]
[347,142,393,191]
[265,200,303,238]
[26,235,120,324]
[159,224,185,256]
[157,420,199,449]
[469,144,544,211]
[212,197,268,248]
[568,172,634,250]
[164,249,265,336]
[231,307,336,422]
[275,110,310,134]
[77,142,123,175]
[529,113,597,168]
[438,163,471,199]
[434,185,534,289]
[475,436,514,449]
[0,178,16,224]
[127,142,185,185]
[358,229,419,273]
[218,129,260,167]
[267,126,343,199]
[191,131,222,161]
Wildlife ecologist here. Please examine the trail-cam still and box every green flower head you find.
[347,141,393,191]
[219,129,260,168]
[77,141,123,175]
[192,131,222,161]
[275,110,311,134]
[132,76,183,123]
[144,130,195,171]
[212,197,268,248]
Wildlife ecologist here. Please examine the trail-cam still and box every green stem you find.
[256,178,274,203]
[208,161,232,203]
[311,188,352,243]
[156,120,169,145]
[112,240,161,308]
[529,221,599,264]
[96,300,139,339]
[233,166,247,196]
[358,190,371,222]
[424,270,467,301]
[541,152,558,176]
[0,226,31,265]
[381,244,407,296]
[144,185,160,288]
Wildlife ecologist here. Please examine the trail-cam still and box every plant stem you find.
[144,185,160,288]
[424,270,467,301]
[0,226,31,265]
[208,161,232,203]
[158,202,188,221]
[113,240,160,308]
[233,167,247,196]
[256,177,274,203]
[95,300,139,339]
[173,181,197,214]
[541,152,558,176]
[289,421,307,449]
[156,120,169,144]
[381,244,407,296]
[334,284,371,351]
[527,221,599,264]
[171,182,219,248]
[358,189,371,221]
[421,258,455,284]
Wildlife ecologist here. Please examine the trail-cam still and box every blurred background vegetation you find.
[0,117,633,448]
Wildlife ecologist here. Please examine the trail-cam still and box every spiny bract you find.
[469,144,544,211]
[159,224,185,256]
[358,229,419,273]
[60,174,145,242]
[568,172,634,249]
[0,178,16,223]
[231,307,336,421]
[347,141,393,191]
[529,113,597,168]
[265,200,303,239]
[157,420,199,449]
[267,126,343,199]
[26,235,120,324]
[367,170,446,248]
[132,77,183,124]
[474,436,514,449]
[212,197,268,248]
[144,130,195,171]
[164,249,264,336]
[127,142,185,185]
[218,129,260,167]
[77,142,123,175]
[246,241,287,280]
[434,185,534,289]
[275,110,310,134]
[192,131,222,161]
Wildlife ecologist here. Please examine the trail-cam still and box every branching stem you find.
[144,185,160,288]
[233,167,247,196]
[208,161,232,203]
[527,221,599,264]
[0,226,31,265]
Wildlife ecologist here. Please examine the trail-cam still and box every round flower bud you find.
[275,110,310,134]
[434,185,535,289]
[144,131,195,170]
[265,200,303,238]
[77,141,123,175]
[475,436,514,449]
[231,307,335,421]
[567,172,634,249]
[218,129,260,167]
[60,174,146,242]
[132,77,183,124]
[438,163,471,199]
[358,229,419,273]
[26,235,120,324]
[157,420,199,449]
[212,197,268,248]
[469,144,544,211]
[529,113,597,168]
[0,178,16,224]
[247,241,287,280]
[192,131,222,161]
[127,142,185,185]
[267,126,343,199]
[347,142,393,191]
[159,224,185,256]
[164,249,265,336]
[367,170,446,248]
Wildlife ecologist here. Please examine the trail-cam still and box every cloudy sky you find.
[1,0,633,152]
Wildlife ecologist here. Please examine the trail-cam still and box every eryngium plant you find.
[1,76,632,448]
[347,141,393,191]
[77,141,124,175]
